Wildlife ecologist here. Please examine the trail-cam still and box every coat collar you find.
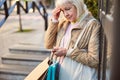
[63,21,83,31]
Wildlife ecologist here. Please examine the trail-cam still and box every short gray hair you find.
[55,0,85,18]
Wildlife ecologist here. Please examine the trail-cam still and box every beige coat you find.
[45,14,101,68]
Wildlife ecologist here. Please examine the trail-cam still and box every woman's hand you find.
[52,7,61,20]
[52,47,67,57]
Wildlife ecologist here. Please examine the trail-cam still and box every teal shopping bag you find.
[46,62,60,80]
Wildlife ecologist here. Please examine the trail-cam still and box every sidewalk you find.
[0,9,52,63]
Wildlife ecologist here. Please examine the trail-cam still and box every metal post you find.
[25,1,28,13]
[4,0,8,18]
[17,0,23,32]
[17,1,20,14]
[98,23,102,80]
[111,0,120,80]
[98,1,102,79]
[98,0,101,18]
[102,34,107,80]
[44,13,48,31]
[105,0,109,14]
[39,1,48,31]
[101,0,104,11]
[32,2,35,12]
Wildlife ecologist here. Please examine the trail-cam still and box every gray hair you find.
[55,0,87,18]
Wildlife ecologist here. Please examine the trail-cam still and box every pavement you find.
[0,9,52,63]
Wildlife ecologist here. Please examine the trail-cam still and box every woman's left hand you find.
[52,47,67,57]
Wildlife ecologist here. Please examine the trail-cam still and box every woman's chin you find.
[66,18,76,22]
[69,20,75,23]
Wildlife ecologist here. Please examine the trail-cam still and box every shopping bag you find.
[25,57,49,80]
[46,61,60,80]
[38,53,60,80]
[39,69,48,80]
[38,58,50,80]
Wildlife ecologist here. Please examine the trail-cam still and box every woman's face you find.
[60,3,77,22]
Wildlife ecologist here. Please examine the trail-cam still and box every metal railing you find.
[0,0,48,30]
[98,0,113,80]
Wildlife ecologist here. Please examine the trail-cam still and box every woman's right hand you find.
[52,47,67,57]
[52,7,61,20]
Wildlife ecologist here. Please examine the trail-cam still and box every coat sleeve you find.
[69,21,101,68]
[44,20,59,49]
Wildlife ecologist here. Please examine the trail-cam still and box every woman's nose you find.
[64,11,69,17]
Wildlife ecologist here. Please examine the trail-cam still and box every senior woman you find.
[45,0,100,80]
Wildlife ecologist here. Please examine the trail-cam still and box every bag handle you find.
[48,52,55,65]
[74,19,96,49]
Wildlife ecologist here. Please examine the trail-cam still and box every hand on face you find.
[52,7,62,20]
[52,47,67,57]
